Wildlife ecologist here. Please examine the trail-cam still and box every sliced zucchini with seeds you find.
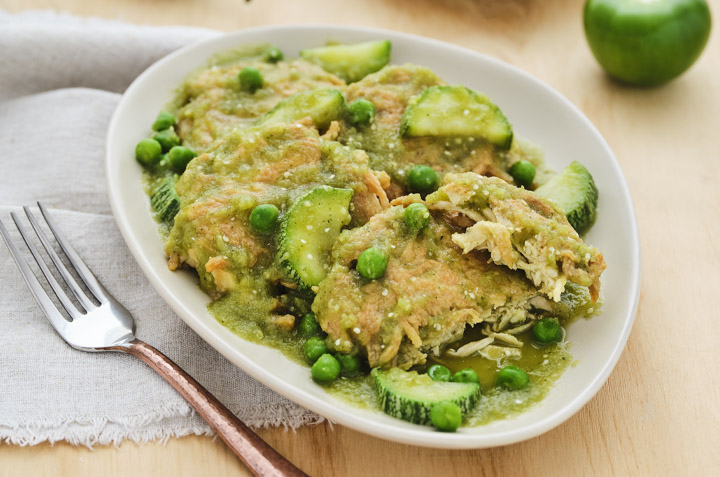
[372,368,481,426]
[257,89,346,130]
[300,40,391,83]
[278,186,353,292]
[400,85,513,150]
[535,161,598,234]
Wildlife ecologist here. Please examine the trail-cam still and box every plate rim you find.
[106,24,641,449]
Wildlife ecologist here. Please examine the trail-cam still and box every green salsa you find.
[137,41,606,431]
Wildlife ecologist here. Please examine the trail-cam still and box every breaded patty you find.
[166,122,389,299]
[311,206,543,369]
[174,45,345,152]
[338,65,514,197]
[426,173,606,301]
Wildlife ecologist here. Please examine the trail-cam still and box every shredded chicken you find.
[365,171,390,210]
[312,206,542,369]
[427,173,606,302]
[320,120,341,141]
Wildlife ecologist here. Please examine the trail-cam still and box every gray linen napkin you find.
[0,11,322,446]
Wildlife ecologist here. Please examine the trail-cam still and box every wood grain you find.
[2,0,720,475]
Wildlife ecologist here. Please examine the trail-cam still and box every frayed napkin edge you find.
[1,402,326,448]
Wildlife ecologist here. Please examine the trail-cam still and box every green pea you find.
[152,111,176,132]
[427,364,451,382]
[167,146,196,173]
[509,160,536,188]
[407,165,438,194]
[356,247,387,280]
[304,336,328,363]
[336,353,362,377]
[404,203,431,231]
[348,99,376,127]
[266,47,284,63]
[497,365,530,390]
[299,313,321,336]
[152,128,180,153]
[135,138,162,168]
[430,401,462,432]
[532,317,564,345]
[239,66,263,93]
[249,204,279,233]
[451,368,480,384]
[311,353,340,383]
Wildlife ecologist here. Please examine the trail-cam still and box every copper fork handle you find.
[121,339,307,477]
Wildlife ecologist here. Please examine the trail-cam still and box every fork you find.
[0,203,306,477]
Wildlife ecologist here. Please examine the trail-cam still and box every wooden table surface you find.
[2,0,719,475]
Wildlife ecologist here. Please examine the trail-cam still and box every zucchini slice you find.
[278,186,353,292]
[400,85,513,150]
[150,176,180,223]
[300,40,391,83]
[373,368,481,426]
[257,89,346,130]
[535,161,598,234]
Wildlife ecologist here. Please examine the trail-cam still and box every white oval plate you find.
[106,25,640,449]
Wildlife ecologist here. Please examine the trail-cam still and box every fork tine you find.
[0,219,71,336]
[24,206,96,311]
[37,202,110,303]
[11,212,83,318]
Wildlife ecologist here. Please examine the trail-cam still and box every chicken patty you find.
[166,122,388,300]
[312,206,545,369]
[338,64,514,196]
[174,45,346,152]
[426,173,606,301]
